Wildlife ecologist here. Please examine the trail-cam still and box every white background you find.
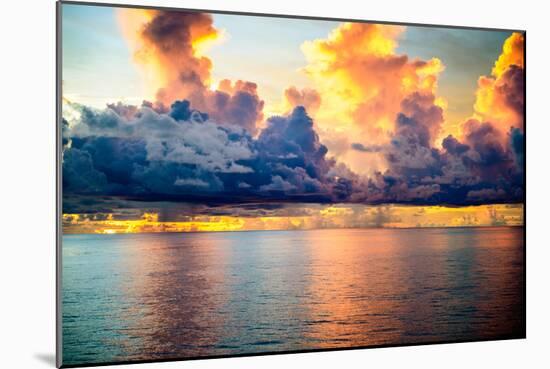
[1,0,548,368]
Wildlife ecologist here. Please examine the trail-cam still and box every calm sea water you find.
[62,227,525,366]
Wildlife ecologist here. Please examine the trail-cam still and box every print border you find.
[56,1,527,367]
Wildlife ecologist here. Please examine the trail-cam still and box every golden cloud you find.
[301,22,446,175]
[492,32,525,78]
[63,204,523,234]
[469,32,525,139]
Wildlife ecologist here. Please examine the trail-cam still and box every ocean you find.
[61,227,525,365]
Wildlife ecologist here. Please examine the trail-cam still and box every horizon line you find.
[62,224,524,236]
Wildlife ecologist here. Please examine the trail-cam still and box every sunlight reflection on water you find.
[62,227,525,365]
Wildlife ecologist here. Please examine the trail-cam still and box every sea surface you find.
[62,227,525,365]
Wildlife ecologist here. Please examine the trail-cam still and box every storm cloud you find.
[63,102,348,203]
[63,93,523,207]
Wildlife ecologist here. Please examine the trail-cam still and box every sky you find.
[60,3,525,234]
[62,5,509,126]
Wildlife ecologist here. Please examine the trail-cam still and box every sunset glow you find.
[62,5,524,235]
[63,204,523,234]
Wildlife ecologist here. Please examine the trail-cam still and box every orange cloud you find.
[117,9,264,134]
[301,23,445,175]
[492,32,525,78]
[469,32,525,138]
[117,9,218,102]
[282,86,321,115]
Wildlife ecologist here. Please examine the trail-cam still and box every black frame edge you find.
[56,1,63,367]
[58,0,526,33]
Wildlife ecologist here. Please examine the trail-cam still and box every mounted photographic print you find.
[57,1,526,367]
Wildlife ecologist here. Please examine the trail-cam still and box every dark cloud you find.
[202,80,264,135]
[509,127,524,168]
[63,91,523,206]
[351,143,383,153]
[259,175,297,192]
[253,106,336,198]
[61,118,70,147]
[132,161,225,195]
[79,105,122,130]
[395,92,443,148]
[467,188,507,201]
[497,65,525,118]
[64,103,341,203]
[106,102,139,120]
[463,119,507,167]
[63,148,107,194]
[170,99,208,122]
[350,90,524,205]
[375,92,445,202]
[442,135,469,156]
